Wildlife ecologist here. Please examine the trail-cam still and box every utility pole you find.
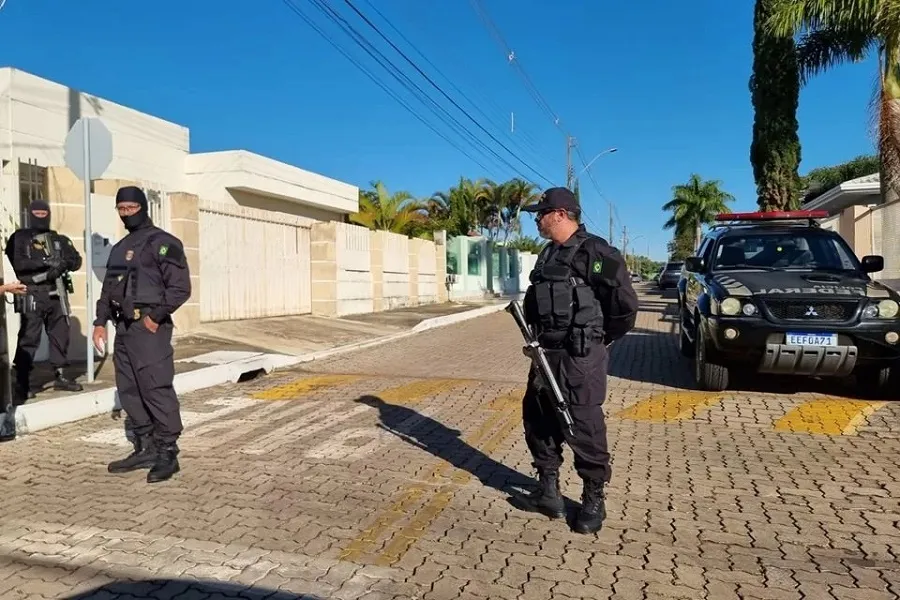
[565,135,575,190]
[609,205,614,246]
[622,225,628,271]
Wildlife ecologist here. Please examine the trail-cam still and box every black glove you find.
[43,256,65,280]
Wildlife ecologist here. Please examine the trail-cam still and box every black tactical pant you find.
[522,344,611,483]
[14,292,71,379]
[113,316,182,445]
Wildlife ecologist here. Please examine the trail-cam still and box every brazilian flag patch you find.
[592,259,603,274]
[159,245,169,256]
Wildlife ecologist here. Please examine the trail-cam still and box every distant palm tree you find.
[662,174,735,250]
[350,181,426,234]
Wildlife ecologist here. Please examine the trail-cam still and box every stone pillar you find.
[408,238,420,307]
[311,221,338,317]
[434,230,448,303]
[168,192,201,333]
[371,230,385,312]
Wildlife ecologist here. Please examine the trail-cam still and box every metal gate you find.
[199,201,312,321]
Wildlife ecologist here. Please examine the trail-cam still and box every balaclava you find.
[28,200,51,232]
[115,186,151,232]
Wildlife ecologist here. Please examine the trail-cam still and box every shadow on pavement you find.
[355,395,535,496]
[65,580,322,599]
[608,326,696,390]
[356,394,587,520]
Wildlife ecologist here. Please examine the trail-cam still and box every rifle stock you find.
[505,300,576,439]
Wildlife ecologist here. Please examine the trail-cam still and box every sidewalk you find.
[5,299,507,437]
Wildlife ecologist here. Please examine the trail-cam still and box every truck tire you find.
[694,324,729,392]
[679,310,694,358]
[855,365,899,400]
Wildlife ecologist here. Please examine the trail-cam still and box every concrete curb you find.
[8,301,509,437]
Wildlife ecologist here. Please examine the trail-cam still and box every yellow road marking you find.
[773,397,887,436]
[376,378,470,405]
[374,398,524,566]
[614,391,725,422]
[340,388,524,564]
[250,374,361,400]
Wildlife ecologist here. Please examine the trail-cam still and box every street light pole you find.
[577,147,618,177]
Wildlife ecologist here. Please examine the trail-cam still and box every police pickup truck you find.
[676,210,900,398]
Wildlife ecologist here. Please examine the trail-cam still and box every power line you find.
[338,0,556,187]
[357,0,553,176]
[279,0,496,175]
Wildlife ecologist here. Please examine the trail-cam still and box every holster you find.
[13,293,37,315]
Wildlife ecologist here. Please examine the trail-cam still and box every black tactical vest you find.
[523,237,606,355]
[103,228,166,313]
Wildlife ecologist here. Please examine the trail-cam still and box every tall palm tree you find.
[349,181,426,234]
[501,178,542,242]
[764,0,900,275]
[662,174,736,251]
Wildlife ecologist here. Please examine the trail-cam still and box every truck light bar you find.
[714,210,829,221]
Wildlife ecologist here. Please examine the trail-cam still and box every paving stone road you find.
[1,287,900,599]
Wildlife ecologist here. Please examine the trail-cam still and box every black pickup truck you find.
[676,210,900,398]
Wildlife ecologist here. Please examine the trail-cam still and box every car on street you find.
[676,210,900,398]
[657,261,684,289]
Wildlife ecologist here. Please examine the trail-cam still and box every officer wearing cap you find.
[5,200,84,400]
[514,186,638,534]
[92,186,191,483]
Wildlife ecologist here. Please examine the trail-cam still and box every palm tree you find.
[662,174,736,251]
[763,0,900,275]
[500,178,542,242]
[349,181,426,234]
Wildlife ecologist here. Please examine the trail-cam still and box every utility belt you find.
[111,300,156,324]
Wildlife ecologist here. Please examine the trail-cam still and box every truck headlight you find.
[720,297,741,316]
[879,299,899,318]
[863,299,899,319]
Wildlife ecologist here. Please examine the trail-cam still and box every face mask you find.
[29,213,50,232]
[120,209,150,232]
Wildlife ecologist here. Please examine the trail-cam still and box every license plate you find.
[786,332,837,347]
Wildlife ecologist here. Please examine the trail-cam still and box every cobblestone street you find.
[1,287,899,599]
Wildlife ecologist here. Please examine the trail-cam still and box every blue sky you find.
[0,0,882,260]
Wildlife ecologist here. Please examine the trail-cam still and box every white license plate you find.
[786,332,837,347]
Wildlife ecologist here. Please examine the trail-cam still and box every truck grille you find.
[762,299,859,322]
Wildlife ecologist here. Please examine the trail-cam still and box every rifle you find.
[505,300,576,439]
[34,233,73,324]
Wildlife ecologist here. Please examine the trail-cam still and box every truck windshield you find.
[711,232,861,272]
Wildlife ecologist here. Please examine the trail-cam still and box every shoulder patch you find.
[592,259,603,274]
[159,244,169,256]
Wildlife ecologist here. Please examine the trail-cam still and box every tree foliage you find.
[750,0,803,211]
[661,174,736,255]
[801,154,881,202]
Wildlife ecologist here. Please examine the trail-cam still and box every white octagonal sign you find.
[64,117,113,181]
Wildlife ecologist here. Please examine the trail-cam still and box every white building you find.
[0,66,359,362]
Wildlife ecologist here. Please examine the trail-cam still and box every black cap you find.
[521,187,580,213]
[115,186,148,208]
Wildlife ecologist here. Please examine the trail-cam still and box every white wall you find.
[336,222,373,316]
[184,150,358,219]
[0,68,190,193]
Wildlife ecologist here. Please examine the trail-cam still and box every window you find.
[712,231,861,272]
[18,160,47,225]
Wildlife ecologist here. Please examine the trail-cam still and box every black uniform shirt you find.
[4,228,82,288]
[545,224,639,343]
[94,225,191,326]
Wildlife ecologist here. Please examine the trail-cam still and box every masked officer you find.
[92,186,191,483]
[515,187,638,534]
[5,200,84,400]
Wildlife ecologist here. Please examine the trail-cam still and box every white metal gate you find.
[199,201,312,322]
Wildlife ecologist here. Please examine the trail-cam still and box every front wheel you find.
[694,323,729,392]
[679,310,694,358]
[854,364,899,400]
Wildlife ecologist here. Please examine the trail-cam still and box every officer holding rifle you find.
[5,200,83,401]
[511,187,638,534]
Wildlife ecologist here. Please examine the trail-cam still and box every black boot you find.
[53,368,83,392]
[0,407,17,443]
[147,444,180,483]
[108,433,157,473]
[574,478,606,534]
[515,468,566,519]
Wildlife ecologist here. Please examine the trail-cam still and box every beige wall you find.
[309,221,448,318]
